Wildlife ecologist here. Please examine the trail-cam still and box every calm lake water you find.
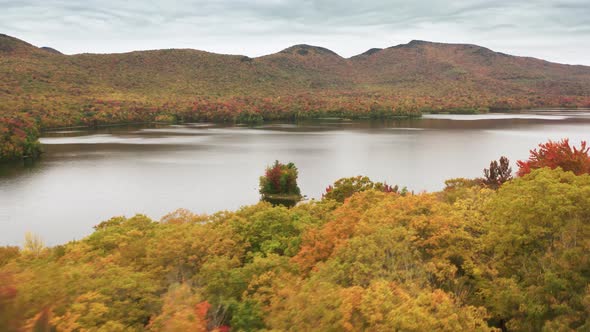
[1,111,590,245]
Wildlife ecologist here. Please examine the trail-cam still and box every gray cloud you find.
[0,0,589,65]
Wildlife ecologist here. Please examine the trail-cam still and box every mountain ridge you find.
[1,33,590,127]
[3,33,588,67]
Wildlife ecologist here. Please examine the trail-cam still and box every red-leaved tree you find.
[516,139,590,176]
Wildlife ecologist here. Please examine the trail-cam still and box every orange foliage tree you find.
[516,139,590,176]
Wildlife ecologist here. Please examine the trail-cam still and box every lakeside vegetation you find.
[0,98,427,162]
[1,139,589,331]
[0,115,42,161]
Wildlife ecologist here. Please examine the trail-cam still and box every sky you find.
[1,0,589,65]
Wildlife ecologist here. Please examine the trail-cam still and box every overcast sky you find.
[1,0,589,65]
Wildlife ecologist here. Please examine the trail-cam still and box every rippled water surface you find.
[2,111,590,245]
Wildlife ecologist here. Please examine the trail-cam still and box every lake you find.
[1,111,590,246]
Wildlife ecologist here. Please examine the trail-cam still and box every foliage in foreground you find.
[323,175,405,202]
[1,167,590,331]
[517,139,590,176]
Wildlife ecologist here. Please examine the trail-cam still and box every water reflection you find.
[1,111,590,245]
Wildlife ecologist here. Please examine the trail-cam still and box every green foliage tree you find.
[440,177,484,204]
[323,176,402,203]
[229,300,265,331]
[479,168,590,330]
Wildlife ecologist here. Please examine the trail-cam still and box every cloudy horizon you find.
[1,0,589,65]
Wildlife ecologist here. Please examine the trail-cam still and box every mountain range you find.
[1,33,590,128]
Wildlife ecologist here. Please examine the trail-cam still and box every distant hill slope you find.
[351,40,590,96]
[1,33,590,126]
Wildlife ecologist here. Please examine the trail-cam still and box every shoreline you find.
[39,107,590,133]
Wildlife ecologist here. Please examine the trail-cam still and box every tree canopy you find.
[1,162,589,330]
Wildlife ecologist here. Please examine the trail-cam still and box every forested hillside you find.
[2,33,590,161]
[3,34,590,117]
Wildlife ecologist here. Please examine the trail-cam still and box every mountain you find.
[40,46,62,55]
[1,33,590,128]
[351,40,590,97]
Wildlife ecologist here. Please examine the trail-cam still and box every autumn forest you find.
[1,139,590,331]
